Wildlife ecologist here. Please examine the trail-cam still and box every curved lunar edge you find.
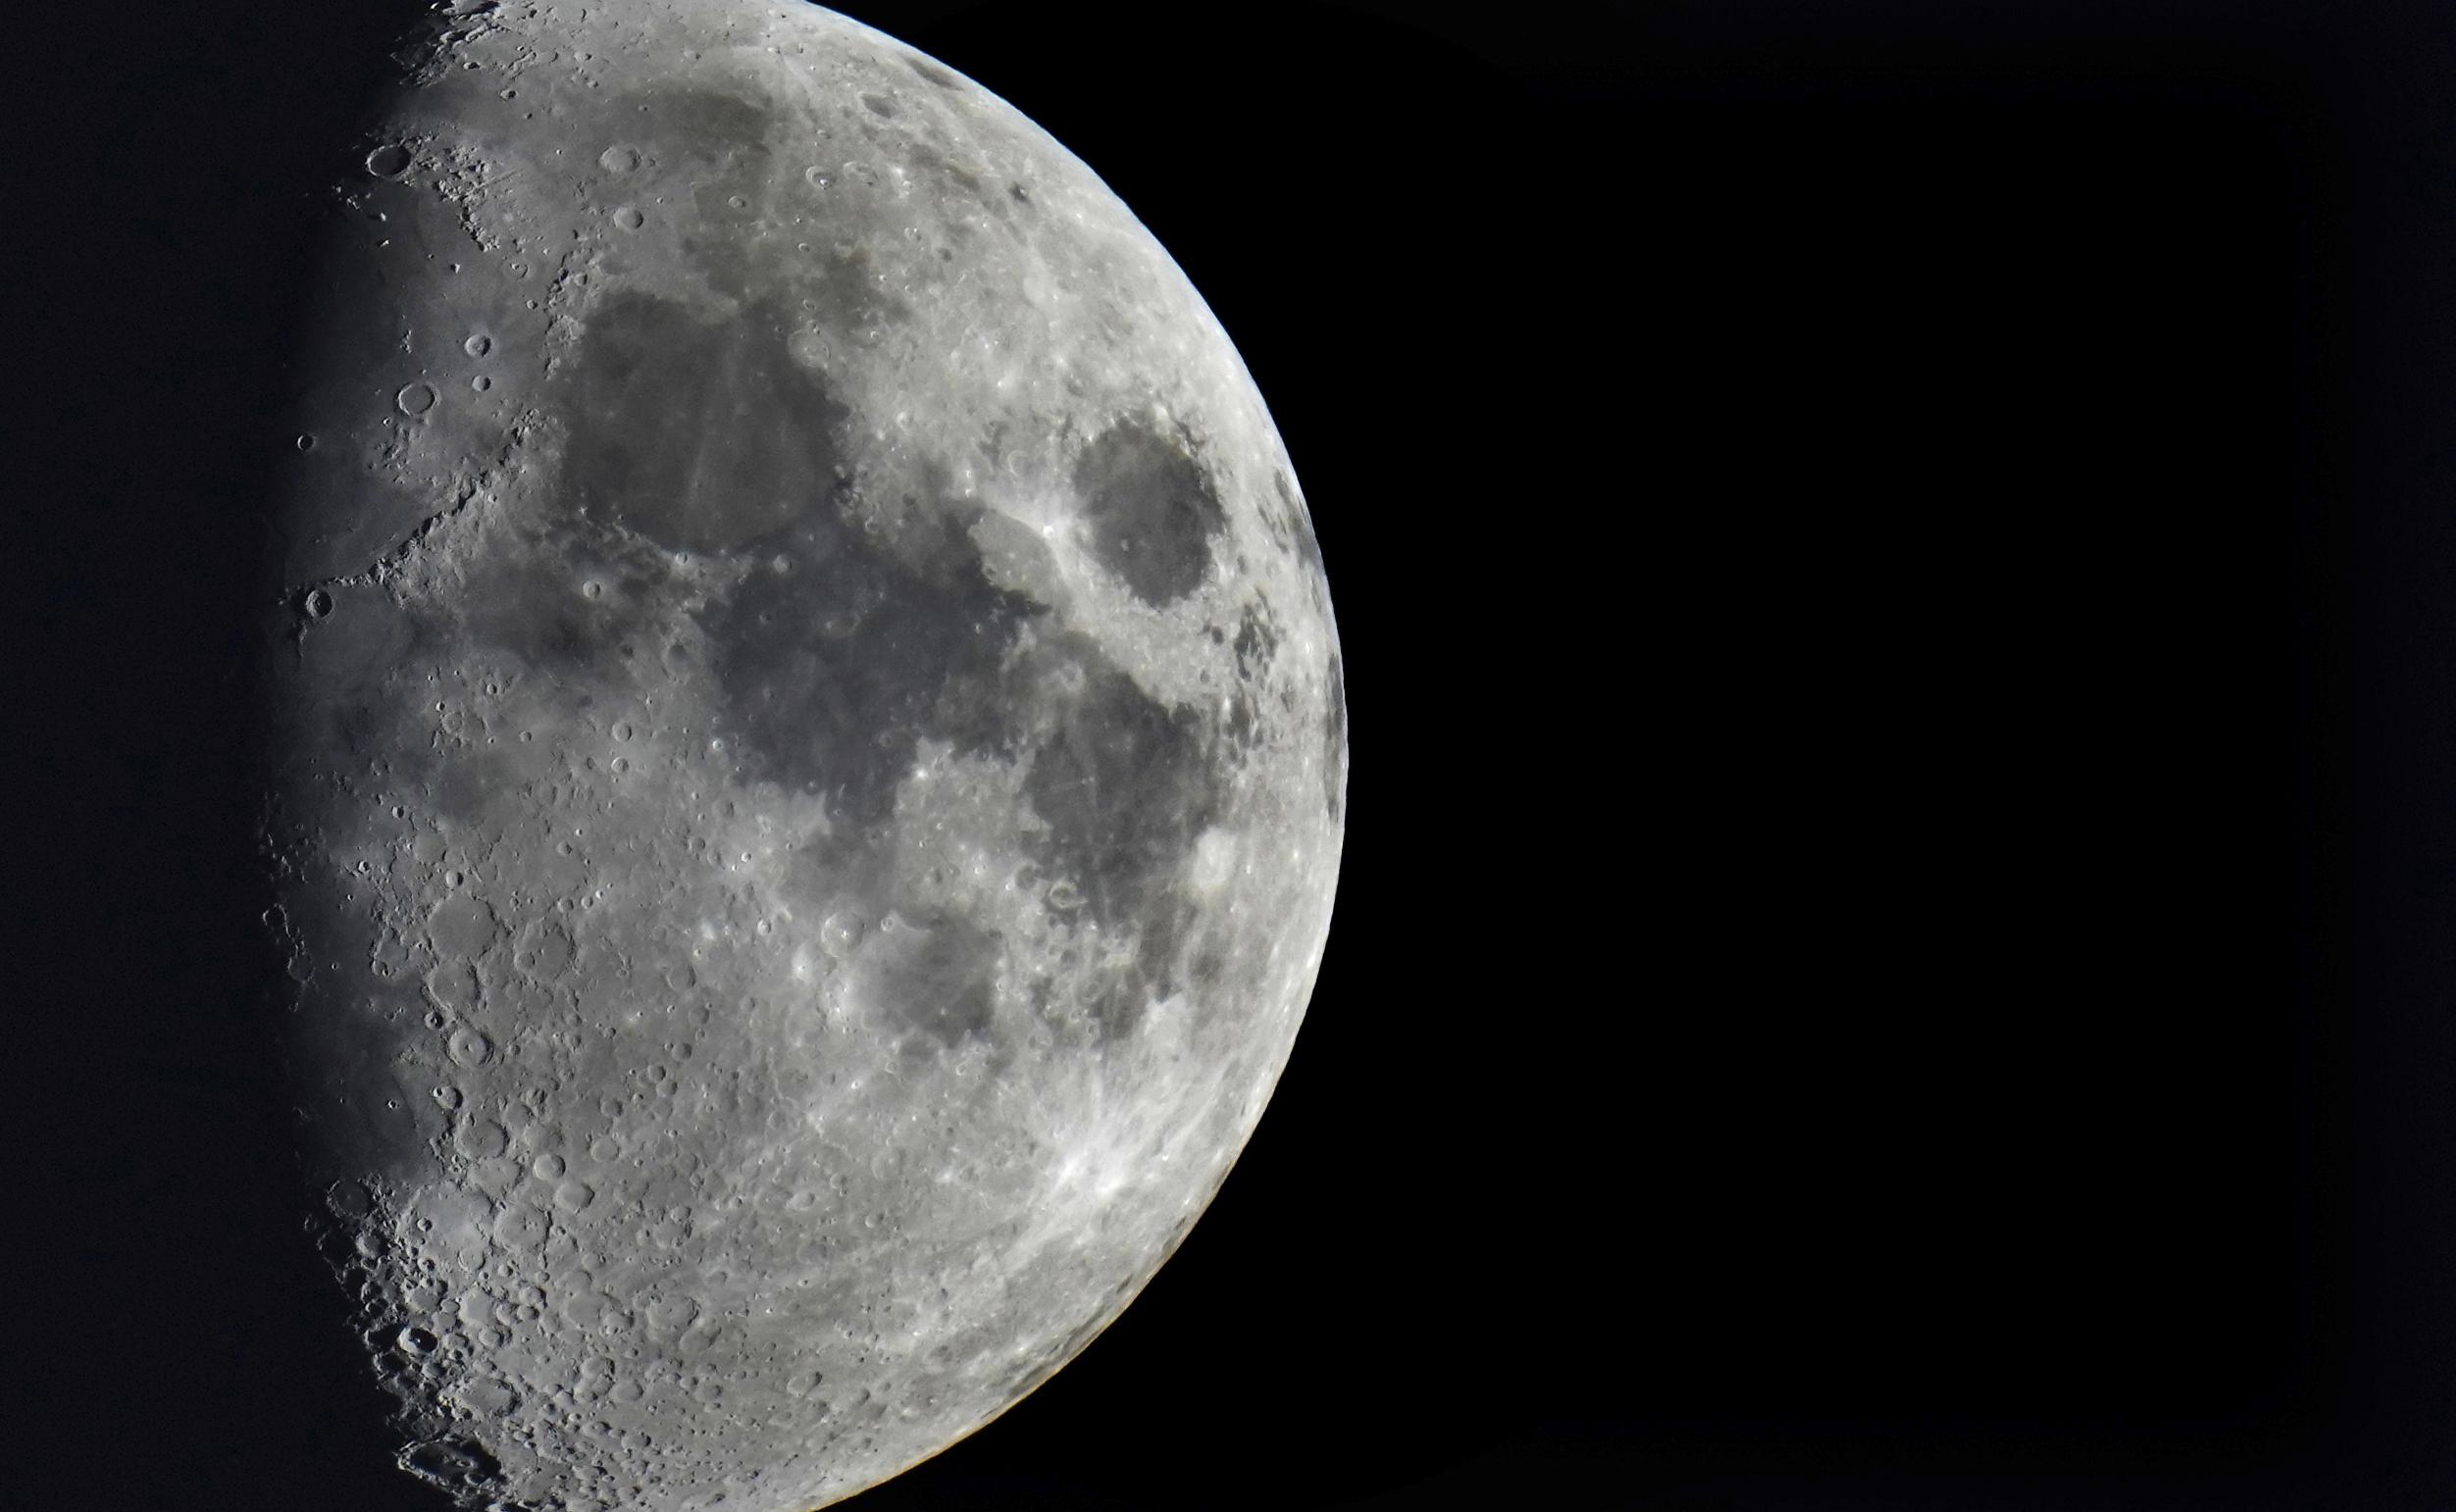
[256,4,1345,1509]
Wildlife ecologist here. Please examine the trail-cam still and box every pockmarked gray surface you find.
[259,4,1344,1507]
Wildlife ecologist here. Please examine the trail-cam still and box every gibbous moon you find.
[259,3,1344,1509]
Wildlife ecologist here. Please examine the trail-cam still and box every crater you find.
[402,1436,502,1491]
[427,894,498,958]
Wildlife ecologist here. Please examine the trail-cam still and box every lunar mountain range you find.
[257,3,1344,1508]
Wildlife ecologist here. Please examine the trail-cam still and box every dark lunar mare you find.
[559,290,852,555]
[1017,633,1217,1037]
[706,495,1029,834]
[1324,647,1347,822]
[530,274,1239,1053]
[1072,416,1228,607]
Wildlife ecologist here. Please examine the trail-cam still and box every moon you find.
[257,4,1344,1509]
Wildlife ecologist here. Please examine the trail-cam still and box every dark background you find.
[9,0,2440,1506]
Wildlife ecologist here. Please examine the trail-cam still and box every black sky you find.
[10,1,2443,1507]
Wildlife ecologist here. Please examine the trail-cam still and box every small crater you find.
[300,588,333,620]
[464,331,492,357]
[861,92,897,118]
[598,143,641,174]
[365,143,413,178]
[611,205,645,231]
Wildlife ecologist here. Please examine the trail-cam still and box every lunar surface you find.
[256,4,1343,1508]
